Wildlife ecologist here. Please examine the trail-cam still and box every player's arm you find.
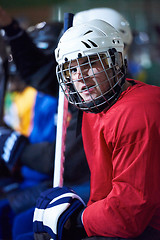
[0,6,51,73]
[0,6,58,96]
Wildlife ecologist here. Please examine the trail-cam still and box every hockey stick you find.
[53,12,74,187]
[0,60,8,125]
[0,35,8,125]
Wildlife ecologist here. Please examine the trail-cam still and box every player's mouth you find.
[81,85,95,94]
[80,85,98,101]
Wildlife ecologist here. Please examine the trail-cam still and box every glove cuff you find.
[76,208,84,228]
[58,200,86,240]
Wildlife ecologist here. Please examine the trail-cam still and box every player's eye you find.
[65,76,70,82]
[70,67,78,75]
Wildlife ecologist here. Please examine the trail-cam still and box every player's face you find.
[67,55,113,102]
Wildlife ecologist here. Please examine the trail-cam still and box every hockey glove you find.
[33,186,86,240]
[0,126,29,170]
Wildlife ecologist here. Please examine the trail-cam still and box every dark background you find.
[1,0,160,86]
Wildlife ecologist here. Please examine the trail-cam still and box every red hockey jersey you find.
[82,80,160,238]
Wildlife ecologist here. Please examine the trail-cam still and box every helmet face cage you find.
[56,50,125,113]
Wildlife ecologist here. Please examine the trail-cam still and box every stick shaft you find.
[53,13,74,187]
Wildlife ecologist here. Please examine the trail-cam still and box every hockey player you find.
[33,19,160,240]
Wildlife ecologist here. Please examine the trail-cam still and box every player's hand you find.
[0,6,12,27]
[0,126,29,170]
[33,186,86,240]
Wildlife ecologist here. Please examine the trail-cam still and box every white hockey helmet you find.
[55,19,126,113]
[73,8,133,48]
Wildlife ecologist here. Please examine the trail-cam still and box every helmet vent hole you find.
[81,41,91,48]
[88,40,98,47]
[83,30,93,35]
[112,39,120,44]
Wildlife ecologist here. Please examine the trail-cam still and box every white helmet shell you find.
[55,19,124,65]
[73,8,132,46]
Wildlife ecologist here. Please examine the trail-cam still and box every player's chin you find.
[82,96,94,102]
